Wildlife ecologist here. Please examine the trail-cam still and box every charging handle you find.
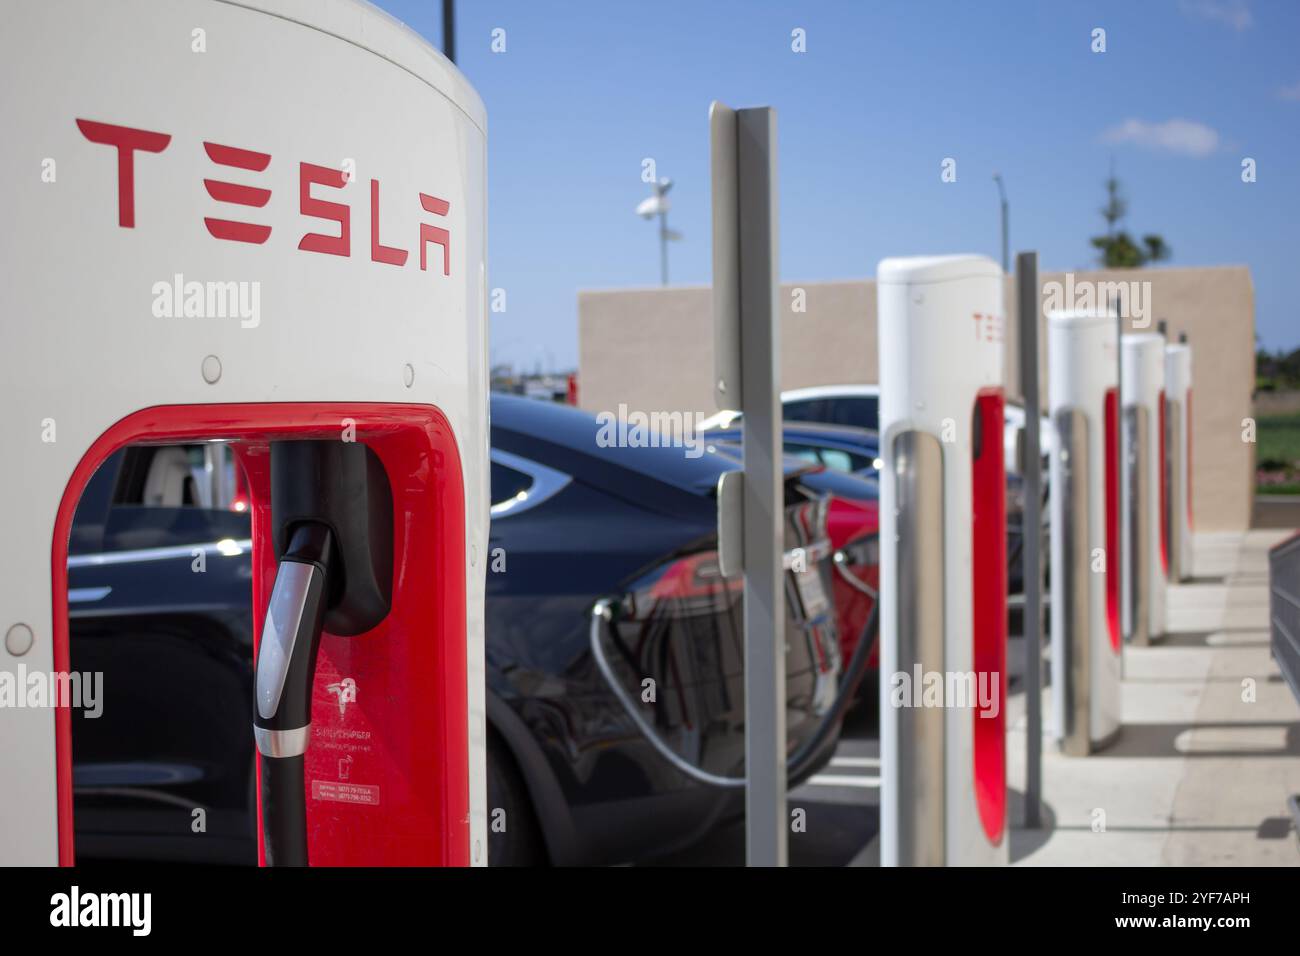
[254,522,334,756]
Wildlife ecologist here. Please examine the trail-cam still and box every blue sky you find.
[373,0,1300,370]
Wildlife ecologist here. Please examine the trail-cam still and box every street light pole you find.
[993,173,1009,274]
[658,182,670,286]
[636,178,679,287]
[441,0,455,64]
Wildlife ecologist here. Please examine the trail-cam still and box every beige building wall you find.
[578,265,1255,531]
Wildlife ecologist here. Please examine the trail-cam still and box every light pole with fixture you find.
[637,177,682,286]
[993,172,1009,273]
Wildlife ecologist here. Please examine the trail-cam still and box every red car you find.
[828,495,880,674]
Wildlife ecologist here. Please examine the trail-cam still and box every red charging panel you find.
[1104,387,1121,652]
[50,403,470,867]
[971,388,1006,845]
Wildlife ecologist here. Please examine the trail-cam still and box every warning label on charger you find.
[312,780,381,806]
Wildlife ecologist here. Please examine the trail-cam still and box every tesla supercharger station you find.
[878,255,1007,866]
[1048,312,1121,755]
[1165,343,1194,582]
[1121,334,1167,646]
[0,0,488,865]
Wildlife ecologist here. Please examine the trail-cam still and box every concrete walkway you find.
[1009,530,1300,866]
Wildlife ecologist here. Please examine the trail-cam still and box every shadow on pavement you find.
[1008,787,1057,862]
[1156,629,1271,649]
[1088,719,1300,759]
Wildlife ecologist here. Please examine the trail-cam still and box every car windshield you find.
[784,396,879,431]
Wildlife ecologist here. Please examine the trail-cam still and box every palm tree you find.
[1090,164,1170,267]
[1142,234,1170,263]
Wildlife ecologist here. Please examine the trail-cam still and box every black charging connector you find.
[253,440,394,866]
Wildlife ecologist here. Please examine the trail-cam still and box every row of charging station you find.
[0,0,1203,870]
[876,254,1196,865]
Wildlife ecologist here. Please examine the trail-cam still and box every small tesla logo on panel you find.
[75,118,452,275]
[327,677,357,716]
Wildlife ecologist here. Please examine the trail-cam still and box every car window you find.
[782,399,825,424]
[817,448,854,472]
[491,462,533,506]
[488,449,573,518]
[101,444,250,553]
[828,397,878,431]
[782,442,823,465]
[116,444,242,510]
[68,451,125,555]
[784,396,879,431]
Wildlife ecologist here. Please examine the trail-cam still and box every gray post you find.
[710,102,785,866]
[737,107,785,867]
[1016,251,1043,829]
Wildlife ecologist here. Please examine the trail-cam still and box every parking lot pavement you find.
[646,703,881,866]
[1009,531,1300,866]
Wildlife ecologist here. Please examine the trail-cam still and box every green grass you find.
[1257,412,1300,495]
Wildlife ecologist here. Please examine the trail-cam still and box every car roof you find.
[781,384,879,402]
[490,394,823,498]
[709,420,877,442]
[491,394,742,499]
[699,385,880,430]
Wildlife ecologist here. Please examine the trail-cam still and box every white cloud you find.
[1278,80,1300,101]
[1179,0,1253,31]
[1100,118,1221,157]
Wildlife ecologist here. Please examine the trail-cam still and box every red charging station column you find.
[1048,312,1121,755]
[1164,343,1194,582]
[878,255,1007,866]
[0,0,488,865]
[1121,334,1167,645]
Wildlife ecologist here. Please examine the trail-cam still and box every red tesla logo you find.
[971,311,1003,344]
[75,118,452,275]
[204,141,272,245]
